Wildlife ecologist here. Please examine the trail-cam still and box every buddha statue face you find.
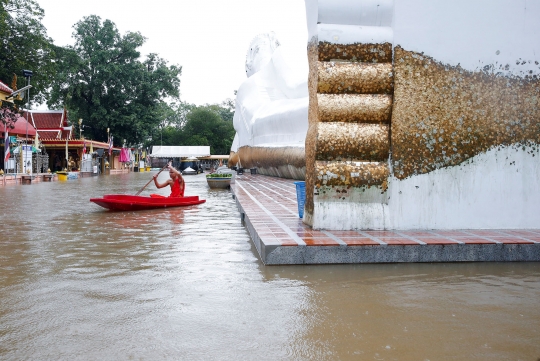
[245,32,280,78]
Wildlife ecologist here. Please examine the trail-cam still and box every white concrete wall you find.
[304,0,318,42]
[312,146,540,229]
[309,0,394,45]
[387,146,540,229]
[318,0,394,26]
[394,0,540,76]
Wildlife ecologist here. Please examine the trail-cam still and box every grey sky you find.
[37,0,308,106]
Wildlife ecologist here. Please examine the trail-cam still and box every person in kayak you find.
[151,164,185,198]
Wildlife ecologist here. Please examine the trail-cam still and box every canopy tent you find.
[197,155,230,160]
[149,146,210,158]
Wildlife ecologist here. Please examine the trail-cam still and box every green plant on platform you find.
[206,173,232,178]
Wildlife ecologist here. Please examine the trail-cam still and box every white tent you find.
[149,146,210,158]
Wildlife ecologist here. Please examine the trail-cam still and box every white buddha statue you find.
[230,32,309,179]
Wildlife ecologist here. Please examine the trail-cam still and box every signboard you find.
[5,159,15,172]
[0,136,16,146]
[22,145,32,174]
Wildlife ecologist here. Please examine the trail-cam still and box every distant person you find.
[54,155,61,171]
[151,164,185,198]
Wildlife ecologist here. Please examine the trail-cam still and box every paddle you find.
[135,161,171,196]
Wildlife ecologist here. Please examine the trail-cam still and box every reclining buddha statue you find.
[229,32,308,180]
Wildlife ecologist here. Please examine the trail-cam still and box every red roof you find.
[24,110,67,130]
[0,80,13,94]
[60,128,72,140]
[19,109,74,139]
[2,114,37,137]
[37,130,61,140]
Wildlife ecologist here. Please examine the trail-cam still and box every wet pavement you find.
[232,174,540,264]
[0,172,539,360]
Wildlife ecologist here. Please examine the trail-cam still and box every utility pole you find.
[22,69,32,175]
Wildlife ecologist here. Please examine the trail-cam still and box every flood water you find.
[0,172,539,360]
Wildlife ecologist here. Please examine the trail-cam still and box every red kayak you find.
[90,194,206,211]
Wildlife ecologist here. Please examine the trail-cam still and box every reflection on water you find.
[1,173,539,360]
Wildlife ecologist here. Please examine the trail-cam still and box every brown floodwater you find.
[0,172,539,360]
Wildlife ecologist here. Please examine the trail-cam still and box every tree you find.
[162,100,195,130]
[182,106,235,155]
[205,98,235,122]
[150,103,236,154]
[49,15,181,145]
[0,0,58,128]
[174,101,196,128]
[144,100,236,154]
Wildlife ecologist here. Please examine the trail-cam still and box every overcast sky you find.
[36,0,308,106]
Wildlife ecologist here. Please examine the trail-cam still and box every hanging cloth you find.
[119,148,130,162]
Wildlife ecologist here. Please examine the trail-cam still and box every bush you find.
[206,173,232,178]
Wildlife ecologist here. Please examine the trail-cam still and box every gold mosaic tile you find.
[392,46,540,179]
[318,62,394,94]
[314,161,389,189]
[305,40,320,222]
[318,42,392,63]
[228,151,239,168]
[316,123,389,161]
[235,146,305,170]
[305,40,396,223]
[229,147,306,179]
[318,94,392,123]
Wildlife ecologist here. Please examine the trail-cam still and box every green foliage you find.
[49,15,181,144]
[206,173,232,178]
[0,2,235,155]
[204,98,235,122]
[0,0,58,127]
[162,100,195,129]
[149,102,235,155]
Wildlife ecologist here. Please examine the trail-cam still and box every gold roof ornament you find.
[11,74,17,91]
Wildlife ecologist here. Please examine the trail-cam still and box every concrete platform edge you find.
[231,177,540,265]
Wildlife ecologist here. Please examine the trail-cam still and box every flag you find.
[108,136,113,153]
[82,139,87,155]
[4,131,10,163]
